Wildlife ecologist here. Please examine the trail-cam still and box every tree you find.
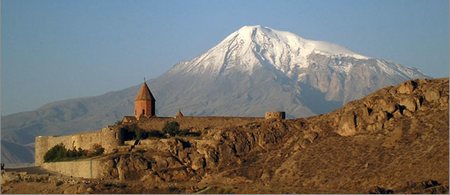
[43,143,103,162]
[163,121,180,136]
[90,144,105,156]
[43,144,67,162]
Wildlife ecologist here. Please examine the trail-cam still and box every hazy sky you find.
[2,0,449,115]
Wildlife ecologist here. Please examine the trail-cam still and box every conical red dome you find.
[135,82,155,101]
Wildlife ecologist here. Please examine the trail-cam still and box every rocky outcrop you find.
[97,119,290,184]
[334,79,448,137]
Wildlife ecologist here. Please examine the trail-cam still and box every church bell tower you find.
[134,81,156,119]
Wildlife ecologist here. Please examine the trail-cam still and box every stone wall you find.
[41,159,101,178]
[137,116,264,131]
[35,116,266,166]
[35,127,122,166]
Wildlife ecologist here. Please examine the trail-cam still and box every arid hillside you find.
[2,78,448,194]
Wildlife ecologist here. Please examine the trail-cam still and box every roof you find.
[176,110,184,117]
[123,116,137,120]
[135,82,155,101]
[122,116,137,123]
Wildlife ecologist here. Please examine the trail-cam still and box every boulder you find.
[303,132,318,143]
[337,113,357,136]
[377,99,397,113]
[425,89,440,102]
[397,80,417,94]
[367,122,383,133]
[191,157,206,171]
[86,187,94,193]
[403,110,413,117]
[392,110,402,118]
[399,98,417,112]
[372,111,387,123]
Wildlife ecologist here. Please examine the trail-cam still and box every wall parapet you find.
[265,111,286,120]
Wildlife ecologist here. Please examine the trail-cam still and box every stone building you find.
[135,81,156,118]
[264,111,286,120]
[175,110,184,118]
[134,81,156,118]
[122,81,156,123]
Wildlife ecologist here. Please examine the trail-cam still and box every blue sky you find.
[1,0,449,115]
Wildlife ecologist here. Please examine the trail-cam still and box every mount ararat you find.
[1,25,427,164]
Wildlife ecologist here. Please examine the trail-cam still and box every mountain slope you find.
[150,25,427,116]
[1,25,428,164]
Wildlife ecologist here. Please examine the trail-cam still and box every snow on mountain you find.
[168,25,428,104]
[171,25,369,77]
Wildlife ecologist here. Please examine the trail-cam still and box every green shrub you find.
[121,124,147,140]
[147,130,164,138]
[43,143,103,162]
[43,143,66,162]
[135,129,144,140]
[90,144,105,156]
[163,121,180,136]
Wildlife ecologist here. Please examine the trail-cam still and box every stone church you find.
[122,81,156,123]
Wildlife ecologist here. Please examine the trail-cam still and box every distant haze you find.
[1,0,448,115]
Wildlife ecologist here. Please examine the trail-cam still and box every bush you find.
[121,124,147,140]
[135,129,147,140]
[43,143,103,162]
[147,130,165,138]
[44,143,67,162]
[90,144,105,156]
[163,121,180,136]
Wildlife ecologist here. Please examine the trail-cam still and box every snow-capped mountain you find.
[163,25,427,109]
[172,25,368,76]
[2,25,428,164]
[170,25,422,78]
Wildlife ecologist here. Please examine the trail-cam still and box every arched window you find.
[142,109,145,115]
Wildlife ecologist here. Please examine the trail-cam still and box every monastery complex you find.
[34,82,285,177]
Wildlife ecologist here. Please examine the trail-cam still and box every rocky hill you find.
[112,78,448,193]
[4,78,446,194]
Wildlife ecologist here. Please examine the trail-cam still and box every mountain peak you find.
[230,25,369,59]
[173,25,370,76]
[231,25,298,44]
[235,25,272,34]
[237,24,265,30]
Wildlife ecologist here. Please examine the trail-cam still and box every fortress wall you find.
[138,116,264,131]
[35,116,264,166]
[35,127,120,166]
[41,159,101,178]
